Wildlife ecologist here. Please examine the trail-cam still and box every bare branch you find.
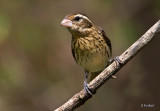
[55,20,160,111]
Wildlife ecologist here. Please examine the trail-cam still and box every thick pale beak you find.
[61,19,72,28]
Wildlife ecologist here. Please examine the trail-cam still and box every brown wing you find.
[98,27,112,55]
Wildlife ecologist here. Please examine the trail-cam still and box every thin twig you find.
[55,20,160,111]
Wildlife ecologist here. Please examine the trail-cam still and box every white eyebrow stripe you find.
[75,14,92,23]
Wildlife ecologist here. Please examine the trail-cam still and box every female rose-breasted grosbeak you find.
[61,13,112,95]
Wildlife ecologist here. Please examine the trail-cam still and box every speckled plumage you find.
[61,13,112,82]
[71,26,111,74]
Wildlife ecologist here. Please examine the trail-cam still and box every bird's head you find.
[61,13,94,36]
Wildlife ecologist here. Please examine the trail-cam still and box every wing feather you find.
[98,27,112,55]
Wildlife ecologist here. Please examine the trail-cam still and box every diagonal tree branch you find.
[55,20,160,111]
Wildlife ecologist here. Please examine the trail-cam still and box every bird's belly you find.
[78,50,109,73]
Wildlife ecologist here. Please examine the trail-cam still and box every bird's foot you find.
[113,56,123,68]
[84,81,93,96]
[109,56,122,66]
[109,56,122,79]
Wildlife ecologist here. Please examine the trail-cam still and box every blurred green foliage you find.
[0,0,160,111]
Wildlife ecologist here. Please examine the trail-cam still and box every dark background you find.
[0,0,160,111]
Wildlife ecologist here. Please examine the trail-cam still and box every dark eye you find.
[73,16,81,21]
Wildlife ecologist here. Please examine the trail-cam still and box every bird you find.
[61,13,113,95]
